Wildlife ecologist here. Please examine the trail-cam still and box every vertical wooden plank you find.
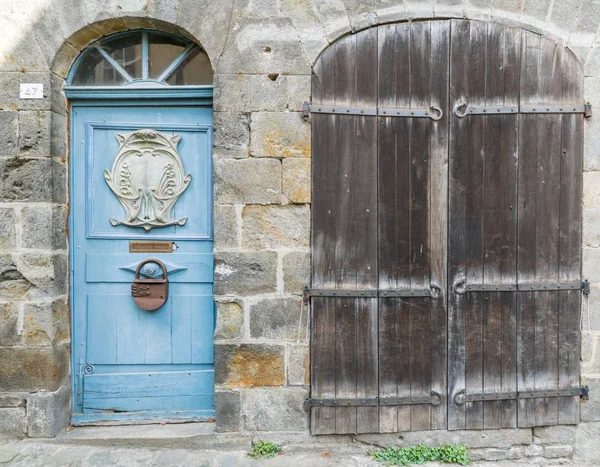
[482,23,505,430]
[558,48,584,425]
[463,20,486,431]
[332,34,358,434]
[500,26,520,430]
[428,19,450,431]
[408,21,432,431]
[378,22,410,433]
[354,27,379,434]
[310,42,337,434]
[517,30,541,428]
[534,38,563,427]
[448,18,470,431]
[481,23,520,430]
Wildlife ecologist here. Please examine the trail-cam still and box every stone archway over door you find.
[308,19,585,434]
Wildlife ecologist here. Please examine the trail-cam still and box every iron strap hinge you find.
[453,279,590,296]
[454,387,589,406]
[303,103,443,120]
[304,392,442,410]
[303,286,441,303]
[454,102,592,118]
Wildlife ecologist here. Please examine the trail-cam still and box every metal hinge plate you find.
[303,103,443,120]
[304,286,441,303]
[454,102,589,117]
[453,280,590,295]
[454,386,589,405]
[304,391,441,410]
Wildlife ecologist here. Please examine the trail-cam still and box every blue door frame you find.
[67,88,215,425]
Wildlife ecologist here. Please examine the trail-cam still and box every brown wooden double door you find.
[310,19,584,434]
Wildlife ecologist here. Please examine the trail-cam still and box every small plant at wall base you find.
[369,443,470,466]
[248,441,283,459]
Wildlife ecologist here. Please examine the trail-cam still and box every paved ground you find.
[0,424,590,466]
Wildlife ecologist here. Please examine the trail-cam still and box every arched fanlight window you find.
[68,30,212,87]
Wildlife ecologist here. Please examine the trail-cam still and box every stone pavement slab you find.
[0,440,593,467]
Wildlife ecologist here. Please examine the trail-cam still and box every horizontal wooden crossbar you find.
[304,286,441,302]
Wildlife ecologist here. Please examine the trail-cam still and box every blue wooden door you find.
[70,100,214,424]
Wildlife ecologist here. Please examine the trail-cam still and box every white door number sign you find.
[20,83,44,99]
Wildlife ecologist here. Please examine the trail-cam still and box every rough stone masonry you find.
[1,0,600,464]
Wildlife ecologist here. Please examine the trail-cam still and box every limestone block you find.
[342,0,383,30]
[176,0,233,65]
[574,421,600,463]
[569,0,600,44]
[214,74,310,112]
[0,158,55,202]
[581,377,600,422]
[282,158,310,204]
[543,445,573,458]
[250,112,310,159]
[249,297,305,340]
[26,383,71,437]
[521,0,552,20]
[21,205,67,250]
[215,391,241,432]
[18,111,51,156]
[580,284,600,331]
[0,208,16,250]
[242,205,310,249]
[215,343,285,387]
[218,18,311,75]
[584,172,600,206]
[533,425,576,444]
[286,75,311,112]
[0,302,19,346]
[0,111,18,155]
[581,331,595,362]
[0,344,69,392]
[356,427,532,448]
[583,207,600,247]
[50,74,67,117]
[0,6,48,72]
[245,387,309,431]
[214,251,277,295]
[0,254,34,300]
[52,158,67,204]
[583,333,600,373]
[584,78,600,171]
[583,248,600,283]
[0,408,27,436]
[0,72,51,111]
[287,344,309,386]
[586,47,600,77]
[213,112,250,159]
[283,250,310,295]
[278,0,332,63]
[51,112,67,157]
[214,301,244,340]
[21,300,69,347]
[214,205,239,249]
[10,253,69,299]
[214,158,281,204]
[153,0,181,24]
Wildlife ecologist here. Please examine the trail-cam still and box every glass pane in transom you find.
[100,32,143,80]
[70,47,127,86]
[165,48,213,85]
[148,32,188,80]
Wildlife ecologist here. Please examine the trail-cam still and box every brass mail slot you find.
[129,241,173,253]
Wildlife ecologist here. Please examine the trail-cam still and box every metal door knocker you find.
[131,259,169,310]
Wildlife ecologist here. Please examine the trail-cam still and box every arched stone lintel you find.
[51,16,212,79]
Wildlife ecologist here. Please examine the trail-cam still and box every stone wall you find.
[0,0,600,462]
